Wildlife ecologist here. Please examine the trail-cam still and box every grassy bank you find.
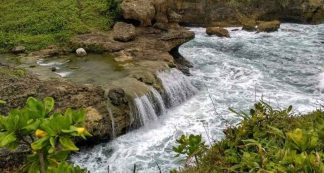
[0,0,119,53]
[176,102,324,172]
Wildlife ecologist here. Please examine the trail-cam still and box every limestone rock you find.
[11,46,26,54]
[257,20,281,32]
[153,22,169,31]
[206,27,230,37]
[76,48,87,57]
[242,19,257,32]
[114,51,133,62]
[121,0,156,26]
[108,88,128,106]
[167,9,182,23]
[113,22,136,42]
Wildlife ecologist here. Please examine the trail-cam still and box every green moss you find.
[178,102,324,173]
[0,0,120,53]
[0,67,26,78]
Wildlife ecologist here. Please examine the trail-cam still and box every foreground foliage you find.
[175,102,324,173]
[0,97,91,172]
[0,0,120,53]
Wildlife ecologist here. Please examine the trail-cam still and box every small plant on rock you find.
[0,97,91,173]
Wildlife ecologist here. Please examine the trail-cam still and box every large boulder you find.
[257,20,280,32]
[206,27,230,37]
[113,22,136,42]
[121,0,156,26]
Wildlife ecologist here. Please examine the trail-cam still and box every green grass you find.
[177,102,324,173]
[0,0,119,53]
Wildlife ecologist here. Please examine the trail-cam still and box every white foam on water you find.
[133,94,159,126]
[318,72,324,93]
[54,71,72,78]
[71,24,324,172]
[149,87,167,115]
[157,68,198,107]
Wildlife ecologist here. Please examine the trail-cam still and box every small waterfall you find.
[131,87,167,127]
[130,68,197,127]
[157,68,198,107]
[150,87,167,115]
[108,107,116,139]
[133,94,159,126]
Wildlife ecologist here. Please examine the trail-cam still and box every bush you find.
[175,102,324,173]
[0,97,91,172]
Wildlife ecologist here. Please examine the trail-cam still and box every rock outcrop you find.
[206,27,230,37]
[257,20,281,32]
[171,0,324,26]
[0,0,196,171]
[113,22,136,42]
[121,0,156,26]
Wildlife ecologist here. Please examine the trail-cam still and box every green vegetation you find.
[173,134,208,165]
[0,0,120,53]
[0,97,91,172]
[174,102,324,173]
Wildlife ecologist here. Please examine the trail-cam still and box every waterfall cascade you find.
[157,68,198,107]
[108,107,116,139]
[131,68,197,127]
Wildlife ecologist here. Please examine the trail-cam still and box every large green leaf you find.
[26,97,45,118]
[31,136,49,151]
[0,132,16,147]
[44,97,55,115]
[22,119,41,134]
[59,136,79,151]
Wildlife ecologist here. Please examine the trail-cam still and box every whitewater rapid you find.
[72,24,324,172]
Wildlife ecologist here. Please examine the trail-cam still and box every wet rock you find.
[84,107,109,140]
[257,20,280,32]
[242,19,257,31]
[114,51,133,62]
[108,88,128,106]
[11,46,26,54]
[206,27,230,37]
[28,45,63,58]
[121,0,155,26]
[76,48,87,56]
[113,22,136,42]
[51,67,57,72]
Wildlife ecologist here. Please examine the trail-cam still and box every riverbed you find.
[71,23,324,173]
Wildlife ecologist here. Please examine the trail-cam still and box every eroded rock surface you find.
[113,22,136,42]
[172,0,324,26]
[206,27,230,37]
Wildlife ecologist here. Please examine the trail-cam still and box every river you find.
[71,23,324,173]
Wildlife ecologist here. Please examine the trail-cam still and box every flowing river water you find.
[71,24,324,172]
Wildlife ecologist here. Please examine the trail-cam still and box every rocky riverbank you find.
[0,0,195,171]
[172,0,324,27]
[1,0,323,172]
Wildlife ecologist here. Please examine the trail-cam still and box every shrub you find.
[175,102,324,173]
[0,97,91,172]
